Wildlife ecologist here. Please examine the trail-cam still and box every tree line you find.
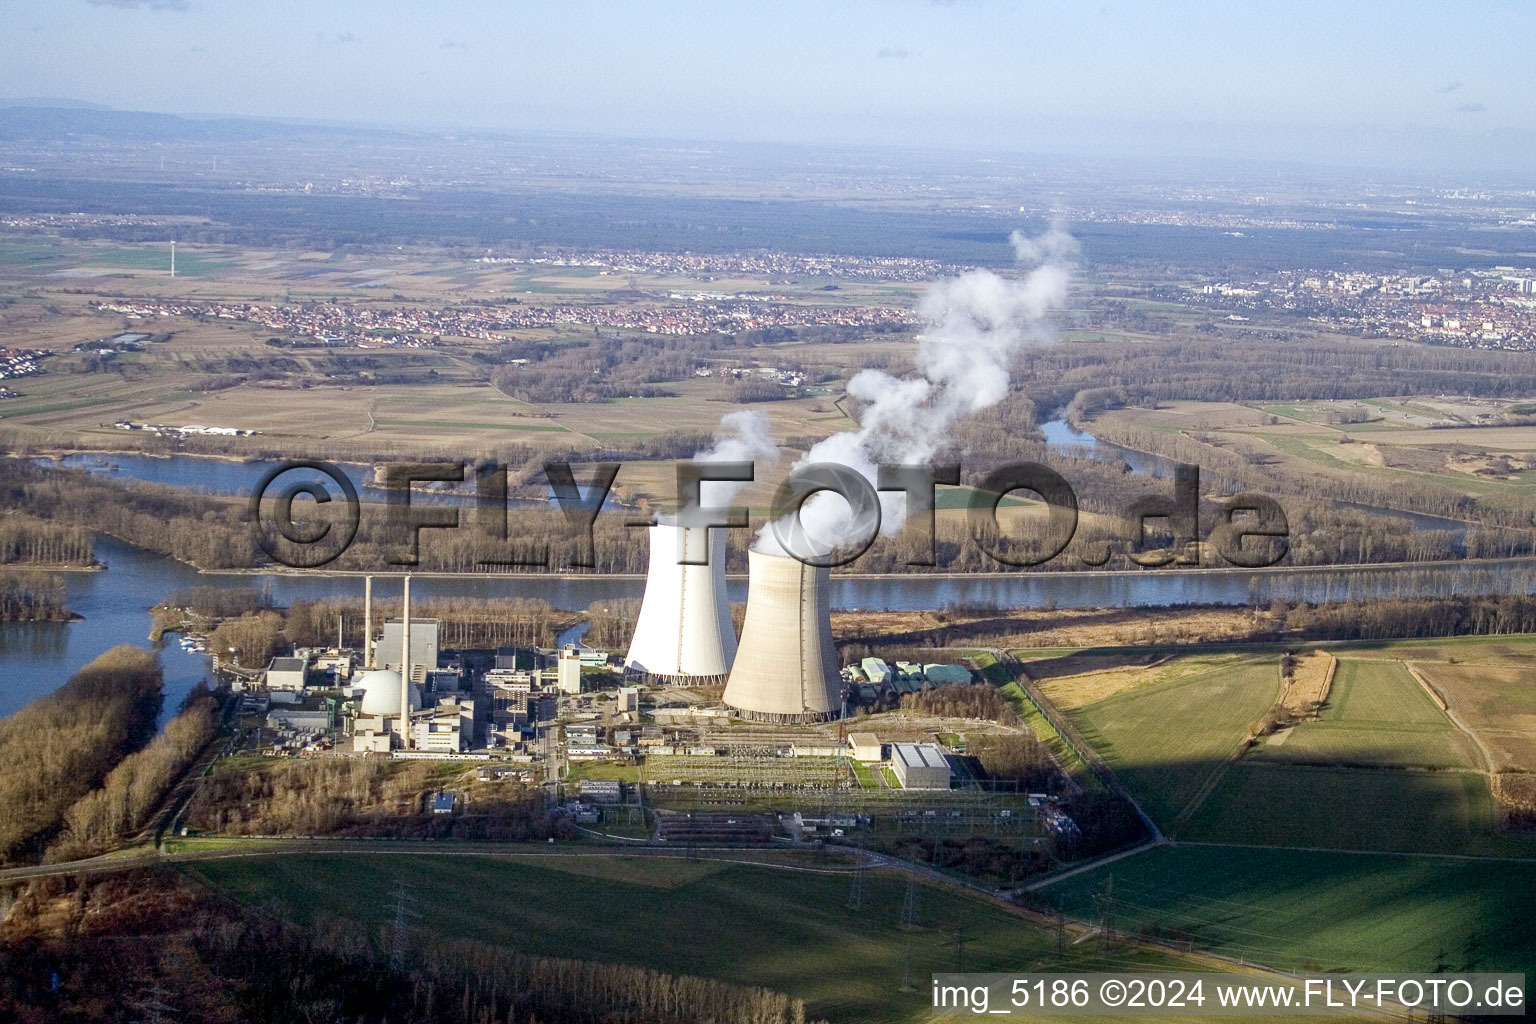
[0,869,820,1024]
[286,595,571,650]
[0,646,162,865]
[0,514,92,567]
[44,685,221,862]
[0,571,71,621]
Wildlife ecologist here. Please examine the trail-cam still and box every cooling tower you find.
[722,549,841,723]
[624,522,737,684]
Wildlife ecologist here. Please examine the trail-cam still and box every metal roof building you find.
[891,742,952,790]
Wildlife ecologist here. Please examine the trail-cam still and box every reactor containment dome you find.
[356,669,422,717]
[624,522,737,684]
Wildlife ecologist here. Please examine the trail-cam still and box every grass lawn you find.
[189,853,1196,1023]
[1044,844,1536,975]
[564,760,642,783]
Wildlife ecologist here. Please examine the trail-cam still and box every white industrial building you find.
[624,522,736,684]
[846,732,884,762]
[379,618,440,684]
[722,550,842,723]
[557,645,583,694]
[264,656,307,692]
[891,743,952,790]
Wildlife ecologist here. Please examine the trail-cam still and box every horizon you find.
[6,0,1536,179]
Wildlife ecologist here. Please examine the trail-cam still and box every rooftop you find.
[892,742,949,771]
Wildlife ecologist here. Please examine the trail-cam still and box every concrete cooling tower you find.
[624,522,737,684]
[722,549,842,723]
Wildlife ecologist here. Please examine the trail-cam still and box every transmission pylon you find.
[900,873,920,928]
[390,878,417,971]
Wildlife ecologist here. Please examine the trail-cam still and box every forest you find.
[0,571,71,622]
[44,686,221,863]
[3,452,1521,579]
[0,646,163,865]
[899,683,1018,726]
[0,869,817,1024]
[0,514,92,567]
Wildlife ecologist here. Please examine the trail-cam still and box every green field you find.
[1061,654,1277,824]
[1046,844,1536,975]
[1176,764,1533,855]
[1249,659,1480,770]
[189,853,1194,1023]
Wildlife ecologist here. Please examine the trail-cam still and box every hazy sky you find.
[7,0,1534,173]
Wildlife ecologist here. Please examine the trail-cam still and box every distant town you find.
[1188,267,1536,349]
[94,296,919,346]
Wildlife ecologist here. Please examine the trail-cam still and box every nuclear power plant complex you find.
[242,518,1003,812]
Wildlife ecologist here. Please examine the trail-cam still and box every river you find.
[6,532,1536,718]
[0,434,1508,716]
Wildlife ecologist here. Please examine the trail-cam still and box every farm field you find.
[1175,762,1531,855]
[1045,844,1536,975]
[0,238,929,467]
[189,853,1201,1024]
[1041,638,1536,856]
[1056,652,1278,824]
[1411,662,1536,773]
[1091,396,1536,499]
[1247,658,1481,770]
[1031,651,1243,711]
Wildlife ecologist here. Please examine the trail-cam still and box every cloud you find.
[320,31,359,44]
[440,39,468,50]
[86,0,190,9]
[1455,102,1488,113]
[1436,80,1463,94]
[877,46,915,60]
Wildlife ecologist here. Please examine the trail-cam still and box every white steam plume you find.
[692,408,778,512]
[756,227,1077,557]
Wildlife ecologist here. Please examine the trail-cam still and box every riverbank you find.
[0,562,103,573]
[194,553,1536,582]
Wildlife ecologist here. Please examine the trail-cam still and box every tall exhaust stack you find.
[624,522,736,684]
[363,575,374,668]
[400,575,412,749]
[722,549,841,722]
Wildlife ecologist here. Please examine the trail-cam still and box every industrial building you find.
[723,549,841,722]
[350,668,421,747]
[624,521,736,684]
[891,742,952,790]
[556,644,583,694]
[846,732,884,762]
[411,694,476,752]
[264,656,307,693]
[379,618,440,684]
